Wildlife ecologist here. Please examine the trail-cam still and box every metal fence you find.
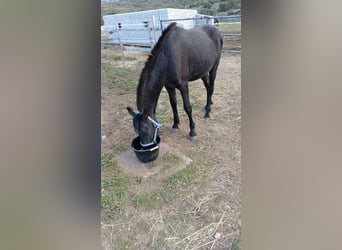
[101,15,241,54]
[160,15,241,54]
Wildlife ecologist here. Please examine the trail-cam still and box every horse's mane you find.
[137,22,178,111]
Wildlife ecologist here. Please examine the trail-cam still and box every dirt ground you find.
[101,48,241,249]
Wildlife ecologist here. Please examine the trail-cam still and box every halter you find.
[139,115,162,148]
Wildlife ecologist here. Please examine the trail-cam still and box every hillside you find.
[101,0,240,17]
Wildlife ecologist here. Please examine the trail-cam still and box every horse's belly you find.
[188,73,204,81]
[188,65,212,81]
[188,55,216,81]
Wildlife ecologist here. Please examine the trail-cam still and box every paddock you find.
[101,46,241,249]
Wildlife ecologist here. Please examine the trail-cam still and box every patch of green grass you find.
[160,153,181,172]
[101,177,129,215]
[101,151,144,219]
[144,153,180,170]
[183,149,194,160]
[150,231,166,249]
[101,62,114,80]
[110,67,139,85]
[113,55,137,61]
[133,166,195,210]
[101,53,137,61]
[231,236,241,250]
[112,239,134,250]
[102,174,144,219]
[101,62,140,92]
[101,153,117,171]
[217,22,241,33]
[145,160,158,169]
[110,143,127,154]
[133,193,150,208]
[164,167,193,192]
[101,146,198,221]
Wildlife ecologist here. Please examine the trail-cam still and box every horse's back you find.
[165,25,222,81]
[174,25,221,52]
[194,24,222,51]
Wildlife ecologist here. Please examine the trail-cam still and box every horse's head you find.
[127,107,161,147]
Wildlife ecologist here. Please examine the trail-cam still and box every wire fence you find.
[101,15,240,54]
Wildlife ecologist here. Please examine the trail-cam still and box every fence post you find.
[148,21,153,45]
[152,16,157,46]
[158,12,163,33]
[116,22,124,57]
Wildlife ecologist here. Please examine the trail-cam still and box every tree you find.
[218,2,229,12]
[202,1,212,9]
[218,0,240,12]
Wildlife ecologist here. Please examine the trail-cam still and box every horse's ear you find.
[127,107,136,118]
[142,111,148,120]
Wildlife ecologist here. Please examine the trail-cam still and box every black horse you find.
[127,22,222,147]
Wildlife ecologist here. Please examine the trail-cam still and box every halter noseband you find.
[139,115,162,148]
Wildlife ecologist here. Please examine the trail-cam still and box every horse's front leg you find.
[166,86,180,129]
[178,83,196,137]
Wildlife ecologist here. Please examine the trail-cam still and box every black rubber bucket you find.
[131,136,161,163]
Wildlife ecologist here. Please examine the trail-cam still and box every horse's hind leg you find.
[202,74,213,118]
[178,83,196,137]
[166,86,180,129]
[204,61,220,118]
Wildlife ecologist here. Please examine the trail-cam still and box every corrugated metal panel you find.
[165,9,197,29]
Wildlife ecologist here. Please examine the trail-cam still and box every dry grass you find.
[101,47,241,249]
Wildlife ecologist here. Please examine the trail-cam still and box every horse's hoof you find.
[204,113,210,118]
[189,131,197,137]
[172,124,179,129]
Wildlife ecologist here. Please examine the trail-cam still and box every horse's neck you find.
[139,68,165,116]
